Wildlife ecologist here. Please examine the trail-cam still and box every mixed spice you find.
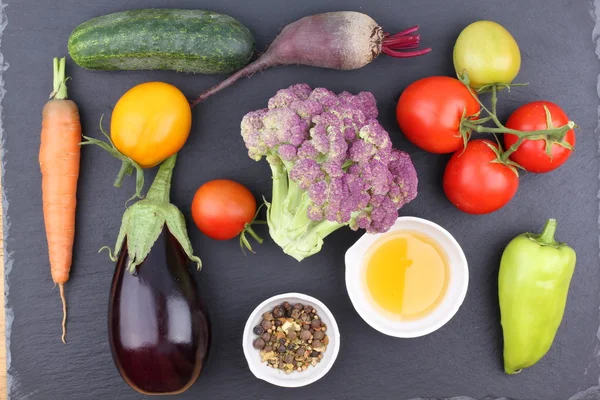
[252,302,328,373]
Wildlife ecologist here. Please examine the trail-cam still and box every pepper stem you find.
[536,218,557,245]
[52,57,68,100]
[146,154,177,203]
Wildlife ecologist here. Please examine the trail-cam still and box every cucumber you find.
[68,9,254,74]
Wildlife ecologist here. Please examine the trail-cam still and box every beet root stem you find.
[382,25,431,58]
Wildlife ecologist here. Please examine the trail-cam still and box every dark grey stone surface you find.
[2,1,599,399]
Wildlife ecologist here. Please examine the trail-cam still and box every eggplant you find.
[103,154,210,395]
[109,230,210,394]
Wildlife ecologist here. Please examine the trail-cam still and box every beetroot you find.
[191,11,430,106]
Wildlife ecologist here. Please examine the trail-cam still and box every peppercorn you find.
[263,312,274,321]
[253,325,265,335]
[300,313,311,322]
[261,319,272,330]
[273,306,285,318]
[253,301,328,373]
[300,329,311,341]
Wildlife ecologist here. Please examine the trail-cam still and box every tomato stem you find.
[244,223,264,244]
[80,116,146,200]
[239,204,266,254]
[458,73,576,161]
[114,161,133,188]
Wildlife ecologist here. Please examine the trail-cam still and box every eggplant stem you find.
[146,154,178,203]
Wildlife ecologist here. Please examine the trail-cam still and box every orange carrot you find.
[39,57,81,343]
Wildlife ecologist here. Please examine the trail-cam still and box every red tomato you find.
[443,139,519,214]
[503,101,575,173]
[396,76,480,154]
[191,179,257,240]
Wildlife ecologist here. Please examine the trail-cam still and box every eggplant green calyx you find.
[101,154,201,273]
[80,115,145,200]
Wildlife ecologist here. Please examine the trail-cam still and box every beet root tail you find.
[191,55,275,108]
[382,25,432,58]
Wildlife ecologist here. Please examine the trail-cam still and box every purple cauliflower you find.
[241,84,418,261]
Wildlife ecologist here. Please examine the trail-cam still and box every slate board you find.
[2,1,600,399]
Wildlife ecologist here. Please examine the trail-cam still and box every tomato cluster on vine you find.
[395,22,576,215]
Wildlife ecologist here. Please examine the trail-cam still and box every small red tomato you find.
[443,139,519,214]
[396,76,480,154]
[504,101,575,173]
[191,179,257,240]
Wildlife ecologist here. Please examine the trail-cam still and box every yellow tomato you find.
[111,82,191,168]
[453,21,521,89]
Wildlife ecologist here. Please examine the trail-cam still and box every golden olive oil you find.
[364,231,450,319]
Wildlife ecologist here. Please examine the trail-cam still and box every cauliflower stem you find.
[267,162,344,261]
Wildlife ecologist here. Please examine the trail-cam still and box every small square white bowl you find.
[242,293,340,387]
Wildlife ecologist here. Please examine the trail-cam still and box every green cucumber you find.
[68,9,254,74]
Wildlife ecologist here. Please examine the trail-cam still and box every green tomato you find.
[453,21,521,89]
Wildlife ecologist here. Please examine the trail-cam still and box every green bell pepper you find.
[498,218,576,375]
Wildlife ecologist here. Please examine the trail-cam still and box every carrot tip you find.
[59,284,67,344]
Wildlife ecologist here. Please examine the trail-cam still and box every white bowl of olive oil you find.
[345,216,469,338]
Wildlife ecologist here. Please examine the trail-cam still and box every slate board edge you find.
[0,1,14,398]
